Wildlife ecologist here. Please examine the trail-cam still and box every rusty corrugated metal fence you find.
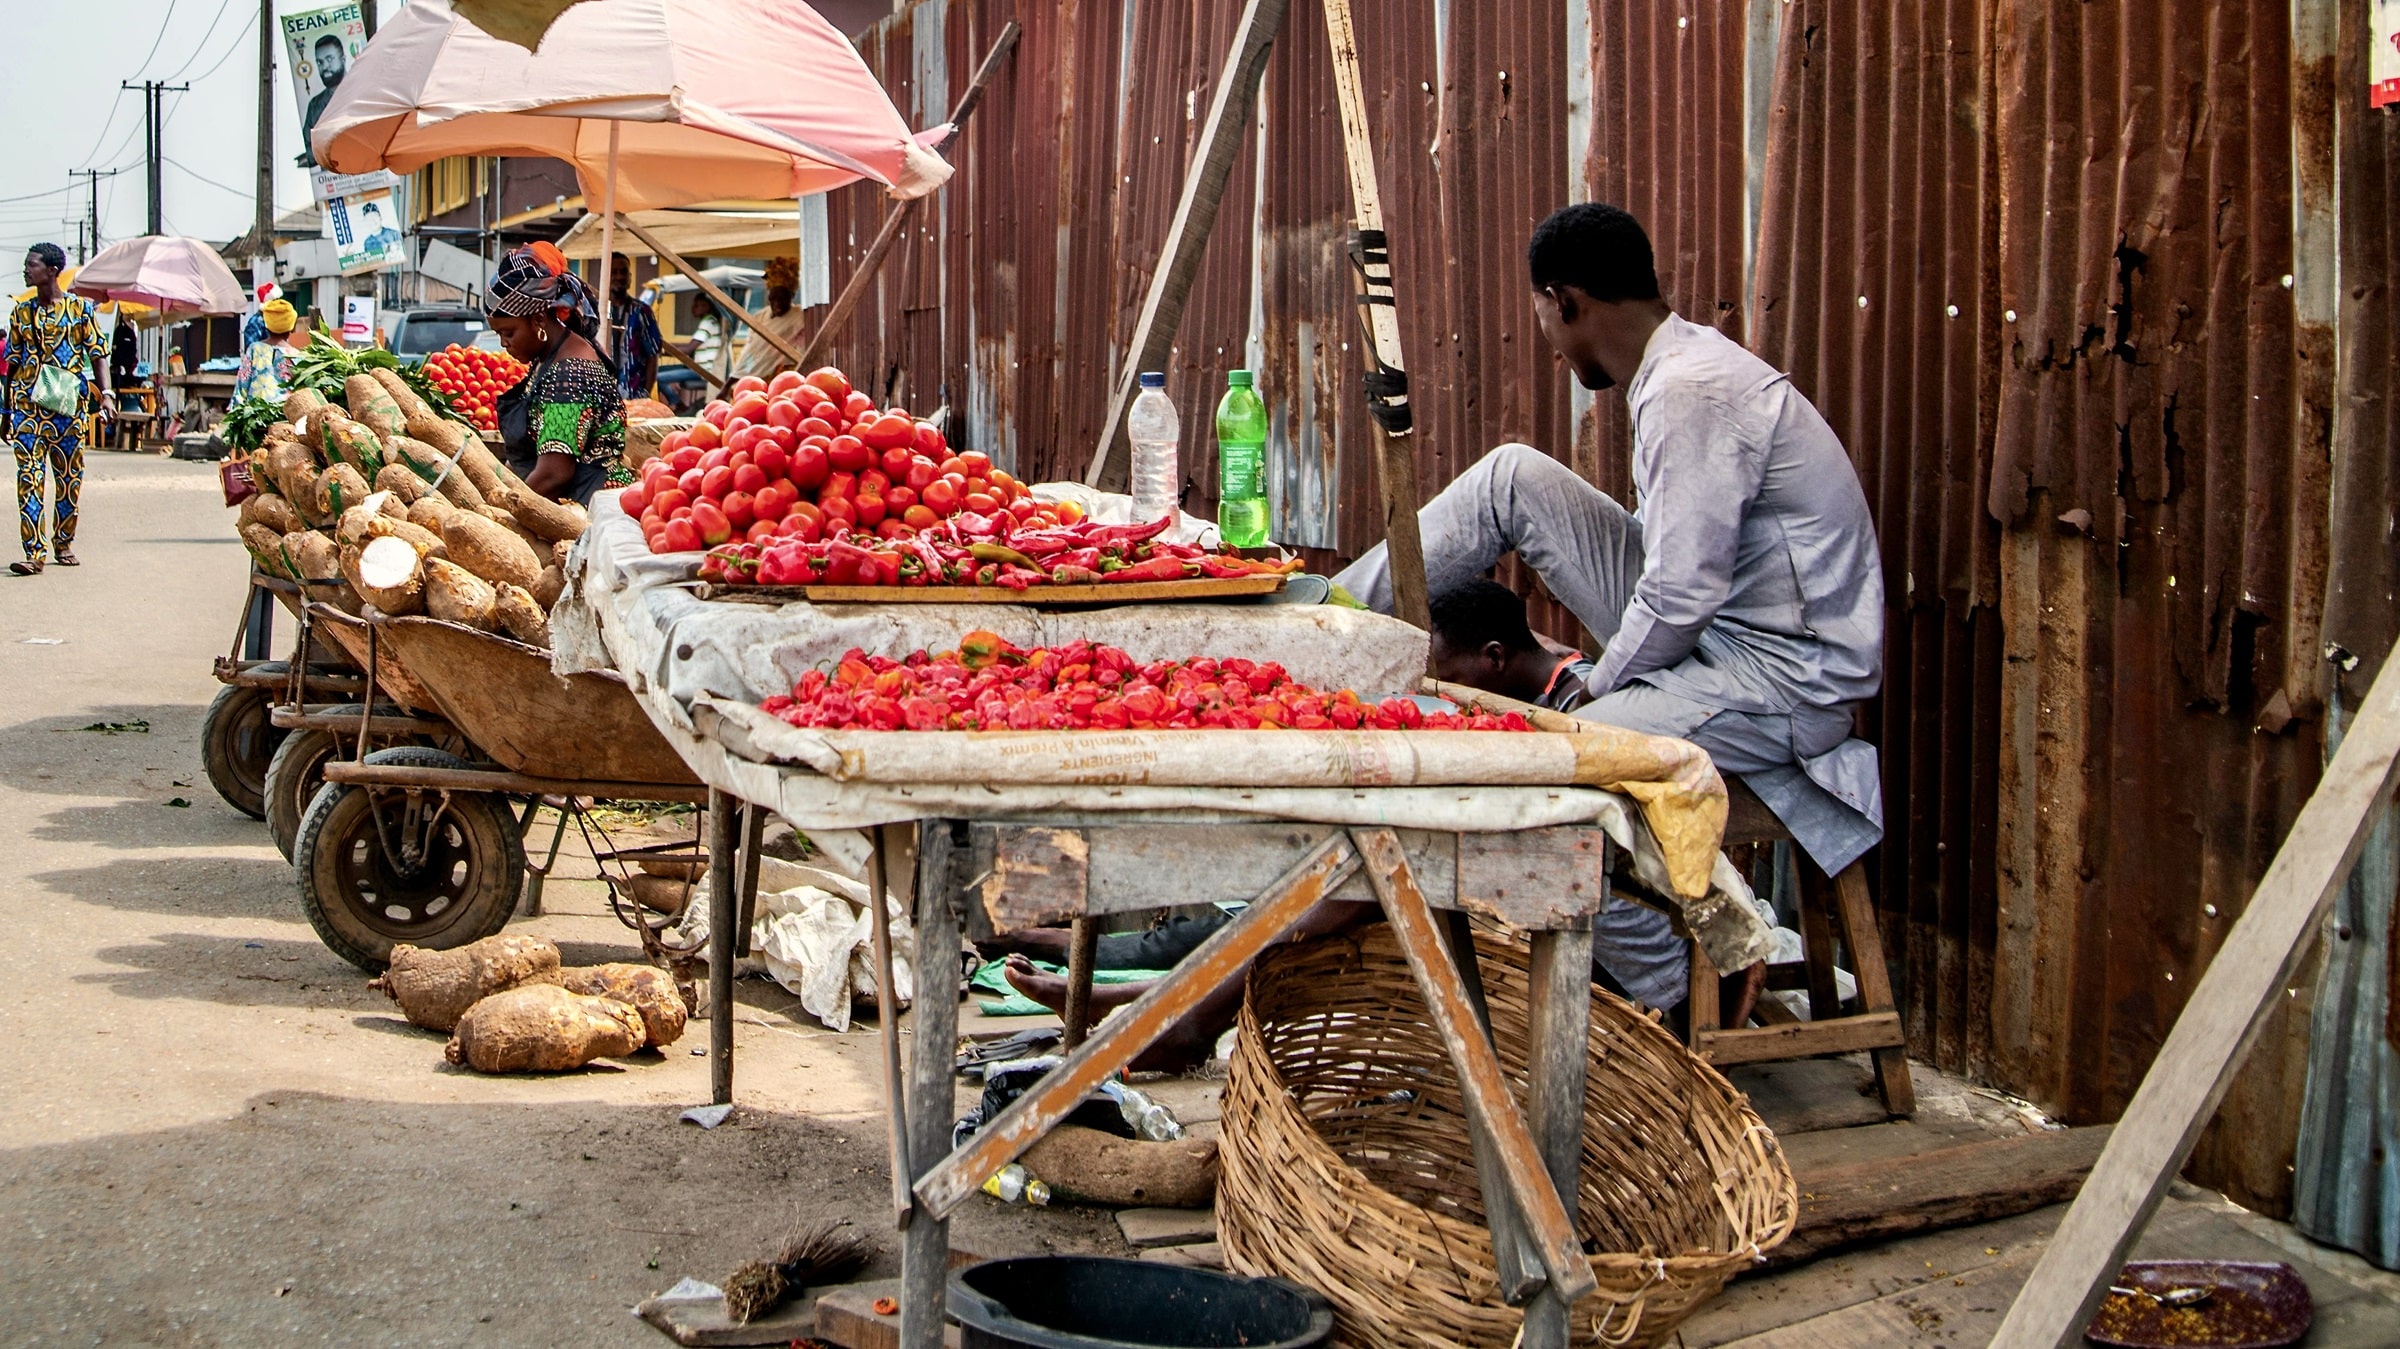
[809,0,2400,1222]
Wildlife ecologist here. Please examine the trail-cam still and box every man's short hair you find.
[1526,202,1661,303]
[26,242,66,272]
[1429,579,1541,654]
[316,35,344,52]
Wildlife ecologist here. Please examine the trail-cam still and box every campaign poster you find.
[324,187,404,274]
[341,296,377,347]
[285,3,367,177]
[2376,0,2400,109]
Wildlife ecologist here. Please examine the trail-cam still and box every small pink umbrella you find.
[69,236,248,317]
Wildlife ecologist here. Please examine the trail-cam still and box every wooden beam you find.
[707,789,738,1105]
[1770,1125,2112,1268]
[612,214,810,371]
[795,22,1023,375]
[1323,0,1429,630]
[1081,0,1290,490]
[1697,1011,1905,1067]
[653,332,729,393]
[1990,635,2400,1348]
[1519,921,1595,1349]
[900,821,965,1349]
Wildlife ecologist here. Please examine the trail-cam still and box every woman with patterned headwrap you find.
[233,298,309,405]
[483,242,625,507]
[731,255,807,381]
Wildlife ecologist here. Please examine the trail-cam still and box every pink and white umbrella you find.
[309,0,952,209]
[69,236,248,317]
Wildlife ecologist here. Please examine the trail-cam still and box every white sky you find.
[0,0,377,265]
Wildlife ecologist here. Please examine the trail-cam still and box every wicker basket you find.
[1217,925,1796,1349]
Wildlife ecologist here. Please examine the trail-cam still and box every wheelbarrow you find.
[294,612,714,972]
[261,601,464,861]
[202,570,366,819]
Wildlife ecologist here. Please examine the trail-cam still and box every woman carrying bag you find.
[5,243,112,575]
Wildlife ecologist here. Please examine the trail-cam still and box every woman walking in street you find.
[4,243,111,575]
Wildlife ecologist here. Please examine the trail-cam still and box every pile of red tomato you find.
[763,634,1541,734]
[621,366,1073,555]
[420,344,529,432]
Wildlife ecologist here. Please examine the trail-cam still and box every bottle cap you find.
[1226,370,1254,387]
[1138,371,1165,389]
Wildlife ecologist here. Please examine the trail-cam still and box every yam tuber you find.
[551,964,687,1048]
[238,492,307,537]
[335,493,408,548]
[282,387,327,423]
[438,509,543,589]
[403,411,471,458]
[319,411,386,478]
[367,933,561,1032]
[373,462,430,506]
[243,523,298,579]
[407,494,457,533]
[282,529,342,583]
[344,373,409,445]
[453,438,511,504]
[367,366,436,424]
[345,537,427,616]
[443,984,646,1072]
[315,462,371,521]
[492,583,552,648]
[477,505,545,554]
[1017,1127,1220,1208]
[363,514,446,559]
[388,435,486,510]
[551,539,573,570]
[529,564,566,610]
[423,557,499,630]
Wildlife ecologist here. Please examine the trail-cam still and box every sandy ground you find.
[0,454,1122,1347]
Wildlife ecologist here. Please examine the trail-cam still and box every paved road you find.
[0,454,1114,1346]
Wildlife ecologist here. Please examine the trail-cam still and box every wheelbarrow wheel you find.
[201,674,290,819]
[295,746,527,972]
[265,709,450,862]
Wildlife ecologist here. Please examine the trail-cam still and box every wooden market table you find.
[700,797,1619,1349]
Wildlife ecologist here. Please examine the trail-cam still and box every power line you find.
[164,157,250,200]
[161,0,243,82]
[68,88,134,172]
[0,184,78,208]
[178,6,261,85]
[126,0,192,85]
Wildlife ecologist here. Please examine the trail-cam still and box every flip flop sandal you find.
[54,552,77,566]
[9,560,43,575]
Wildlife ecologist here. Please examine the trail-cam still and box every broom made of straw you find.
[721,1221,876,1324]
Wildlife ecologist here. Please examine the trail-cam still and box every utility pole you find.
[67,168,122,261]
[360,0,377,42]
[256,0,276,245]
[122,79,190,237]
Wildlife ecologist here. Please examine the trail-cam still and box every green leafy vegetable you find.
[219,395,286,452]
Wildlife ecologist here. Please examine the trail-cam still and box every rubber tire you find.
[201,674,291,819]
[266,713,362,862]
[295,746,526,972]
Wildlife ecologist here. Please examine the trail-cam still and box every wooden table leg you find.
[1061,916,1100,1050]
[732,802,765,958]
[1352,827,1599,1305]
[901,820,966,1349]
[1440,909,1542,1305]
[1832,863,1916,1116]
[869,824,913,1227]
[1799,867,1842,1020]
[1519,919,1596,1349]
[913,832,1365,1219]
[1688,937,1722,1045]
[708,789,738,1106]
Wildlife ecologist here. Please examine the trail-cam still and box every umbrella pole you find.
[598,123,619,353]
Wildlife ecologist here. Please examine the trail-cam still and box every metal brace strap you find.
[1346,230,1413,436]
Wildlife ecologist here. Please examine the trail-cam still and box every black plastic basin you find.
[947,1256,1333,1349]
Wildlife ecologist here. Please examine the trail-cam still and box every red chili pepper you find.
[1100,555,1193,583]
[1086,516,1175,548]
[1049,564,1103,585]
[994,564,1044,591]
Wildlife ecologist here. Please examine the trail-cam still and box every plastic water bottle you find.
[1214,370,1270,548]
[1098,1080,1186,1142]
[1127,371,1180,524]
[982,1164,1051,1206]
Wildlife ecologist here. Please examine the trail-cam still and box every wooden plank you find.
[707,790,739,1105]
[1116,1207,1219,1248]
[1830,861,1916,1115]
[614,215,809,371]
[981,825,1091,931]
[1455,828,1612,929]
[1771,1126,2113,1269]
[1520,922,1595,1348]
[1699,1012,1905,1067]
[1137,1242,1227,1270]
[916,833,1364,1218]
[1724,1060,1891,1135]
[899,822,967,1349]
[975,822,1460,926]
[1083,0,1291,489]
[1441,908,1543,1305]
[868,824,912,1226]
[816,1278,968,1349]
[1991,636,2400,1348]
[1061,916,1100,1049]
[1355,828,1599,1304]
[696,576,1285,606]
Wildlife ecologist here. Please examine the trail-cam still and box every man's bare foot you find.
[1721,960,1766,1026]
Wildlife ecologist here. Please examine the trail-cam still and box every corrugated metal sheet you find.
[810,0,2396,1222]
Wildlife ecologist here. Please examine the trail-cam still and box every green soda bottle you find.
[1215,370,1270,548]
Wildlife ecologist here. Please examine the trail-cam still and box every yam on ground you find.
[344,373,408,444]
[423,557,499,630]
[389,435,486,509]
[344,537,426,616]
[282,530,342,583]
[439,509,543,589]
[373,462,431,505]
[238,492,306,537]
[1018,1127,1219,1208]
[243,524,298,579]
[315,462,372,520]
[367,933,561,1032]
[492,583,552,648]
[621,872,693,916]
[551,964,686,1048]
[282,387,327,423]
[404,411,472,458]
[407,494,458,533]
[529,564,566,610]
[443,984,646,1072]
[367,366,436,424]
[363,514,446,559]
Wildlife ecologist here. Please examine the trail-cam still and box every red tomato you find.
[785,501,824,541]
[747,519,779,544]
[886,485,918,512]
[668,445,703,474]
[661,518,703,553]
[686,420,722,451]
[766,400,806,432]
[732,463,767,495]
[788,443,828,490]
[827,434,872,474]
[764,424,797,453]
[988,469,1020,496]
[755,444,790,480]
[937,456,966,478]
[964,491,1000,515]
[905,459,939,491]
[1055,499,1086,524]
[920,479,960,515]
[820,471,855,501]
[854,494,887,528]
[902,504,938,531]
[699,400,734,429]
[618,481,651,516]
[912,421,946,457]
[794,384,833,414]
[964,477,991,499]
[730,375,768,398]
[722,491,756,529]
[731,392,771,423]
[701,465,735,499]
[858,469,891,497]
[957,451,993,477]
[804,366,852,401]
[877,518,913,541]
[691,501,734,546]
[727,425,767,455]
[752,487,791,523]
[863,413,916,452]
[874,447,911,482]
[842,391,876,421]
[819,495,858,528]
[700,447,731,473]
[768,370,806,398]
[796,416,836,440]
[677,468,706,497]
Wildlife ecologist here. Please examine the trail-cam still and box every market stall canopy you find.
[556,206,798,261]
[66,237,246,317]
[311,0,952,211]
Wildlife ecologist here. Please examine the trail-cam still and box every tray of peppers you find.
[696,514,1304,602]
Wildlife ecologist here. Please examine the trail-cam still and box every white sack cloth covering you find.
[748,859,915,1033]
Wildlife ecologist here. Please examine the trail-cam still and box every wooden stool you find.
[1687,781,1915,1116]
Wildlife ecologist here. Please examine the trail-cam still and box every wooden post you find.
[1520,919,1595,1349]
[794,22,1023,374]
[707,789,738,1106]
[1081,0,1291,490]
[869,824,914,1227]
[612,216,810,372]
[1061,916,1101,1049]
[1322,0,1430,630]
[1440,909,1543,1305]
[654,333,729,395]
[900,820,965,1349]
[1989,635,2400,1348]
